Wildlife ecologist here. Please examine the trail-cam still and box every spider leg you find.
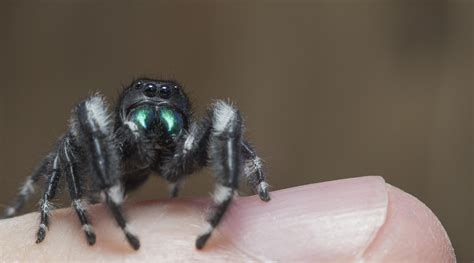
[62,138,96,245]
[168,180,185,198]
[73,95,140,250]
[160,101,266,249]
[242,141,271,201]
[36,152,61,244]
[104,191,140,249]
[196,101,243,249]
[2,152,55,218]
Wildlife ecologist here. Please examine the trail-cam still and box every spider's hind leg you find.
[168,180,184,198]
[2,152,56,218]
[36,152,62,244]
[3,141,64,244]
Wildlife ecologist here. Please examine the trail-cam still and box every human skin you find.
[0,176,455,262]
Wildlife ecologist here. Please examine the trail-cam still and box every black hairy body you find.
[2,79,270,250]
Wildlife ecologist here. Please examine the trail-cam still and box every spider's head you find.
[118,78,191,144]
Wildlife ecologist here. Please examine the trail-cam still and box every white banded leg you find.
[75,96,140,250]
[104,184,140,250]
[242,142,271,201]
[63,140,96,245]
[3,152,56,218]
[36,154,61,243]
[3,176,35,218]
[168,180,185,198]
[196,101,242,249]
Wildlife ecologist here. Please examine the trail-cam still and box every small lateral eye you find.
[158,85,174,98]
[134,81,143,89]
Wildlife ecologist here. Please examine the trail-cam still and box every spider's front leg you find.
[72,96,140,250]
[161,100,270,249]
[242,141,271,201]
[33,96,140,249]
[195,101,245,249]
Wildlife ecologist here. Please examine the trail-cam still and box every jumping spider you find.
[2,79,270,250]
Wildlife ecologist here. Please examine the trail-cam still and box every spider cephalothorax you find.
[2,78,270,250]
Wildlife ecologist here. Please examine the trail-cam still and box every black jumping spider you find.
[2,79,270,250]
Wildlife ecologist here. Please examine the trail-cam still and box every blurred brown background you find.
[1,0,472,261]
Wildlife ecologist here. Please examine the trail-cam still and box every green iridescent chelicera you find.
[159,106,184,137]
[129,104,157,130]
[129,104,183,137]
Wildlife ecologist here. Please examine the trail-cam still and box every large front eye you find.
[144,83,158,97]
[143,83,175,98]
[158,85,174,98]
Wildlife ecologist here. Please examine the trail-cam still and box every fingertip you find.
[220,176,389,261]
[0,177,455,262]
[219,176,455,262]
[362,184,456,262]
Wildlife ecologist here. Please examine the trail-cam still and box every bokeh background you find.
[1,1,472,261]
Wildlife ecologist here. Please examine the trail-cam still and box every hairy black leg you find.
[2,152,55,218]
[73,96,140,250]
[36,153,61,244]
[196,101,243,249]
[62,138,96,245]
[104,190,140,250]
[242,142,271,201]
[168,180,184,198]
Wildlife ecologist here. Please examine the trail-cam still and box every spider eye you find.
[144,83,158,97]
[143,83,175,98]
[158,85,174,99]
[134,81,143,89]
